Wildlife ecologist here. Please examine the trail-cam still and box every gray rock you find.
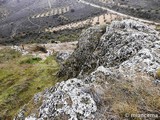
[59,19,160,78]
[23,78,97,120]
[56,52,71,62]
[58,25,105,78]
[14,107,25,120]
[153,79,160,85]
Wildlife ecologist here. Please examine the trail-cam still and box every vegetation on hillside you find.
[10,28,83,45]
[0,48,61,119]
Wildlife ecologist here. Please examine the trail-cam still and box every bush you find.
[19,57,42,64]
[31,45,47,53]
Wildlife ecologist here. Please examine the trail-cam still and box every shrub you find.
[31,45,47,53]
[19,57,42,64]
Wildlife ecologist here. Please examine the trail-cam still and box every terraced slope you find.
[0,0,104,38]
[86,0,160,22]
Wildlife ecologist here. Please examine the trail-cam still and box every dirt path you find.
[0,41,78,60]
[23,41,78,53]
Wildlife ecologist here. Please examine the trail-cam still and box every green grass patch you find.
[19,56,42,64]
[0,48,61,119]
[0,48,21,63]
[56,32,80,42]
[11,28,83,45]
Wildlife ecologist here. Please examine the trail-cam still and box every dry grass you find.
[156,68,160,79]
[31,45,47,53]
[102,72,160,119]
[112,102,138,117]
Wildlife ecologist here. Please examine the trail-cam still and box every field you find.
[0,0,105,38]
[86,0,160,22]
[0,27,83,45]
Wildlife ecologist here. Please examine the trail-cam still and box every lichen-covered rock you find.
[15,64,114,120]
[58,25,105,78]
[97,19,160,73]
[59,19,160,78]
[38,78,97,120]
[56,52,71,62]
[15,78,98,120]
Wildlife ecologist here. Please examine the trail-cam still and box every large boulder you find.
[58,25,105,78]
[59,19,160,78]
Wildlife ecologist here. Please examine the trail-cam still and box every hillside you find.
[0,0,160,120]
[86,0,160,22]
[14,19,160,120]
[0,0,104,38]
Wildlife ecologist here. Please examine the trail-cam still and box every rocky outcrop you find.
[58,26,105,78]
[29,79,97,120]
[59,19,160,78]
[15,20,160,120]
[98,20,160,75]
[15,65,116,120]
